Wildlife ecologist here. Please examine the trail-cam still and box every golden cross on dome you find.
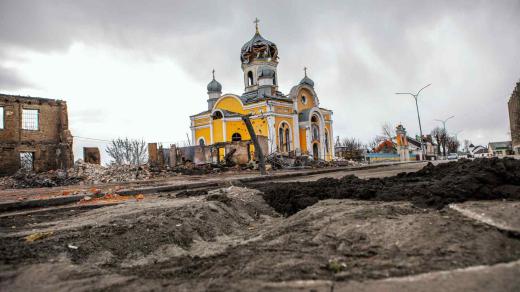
[254,17,260,33]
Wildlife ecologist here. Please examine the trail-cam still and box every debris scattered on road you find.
[67,244,79,250]
[25,231,53,242]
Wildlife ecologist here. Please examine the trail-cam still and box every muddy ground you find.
[1,159,520,291]
[258,158,520,215]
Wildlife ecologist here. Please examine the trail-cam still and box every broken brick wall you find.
[83,147,101,164]
[0,94,74,176]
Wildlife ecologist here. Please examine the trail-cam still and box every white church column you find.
[292,113,300,155]
[267,115,276,154]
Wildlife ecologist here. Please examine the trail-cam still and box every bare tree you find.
[431,127,447,156]
[336,137,364,160]
[381,122,395,140]
[106,138,148,165]
[446,136,460,154]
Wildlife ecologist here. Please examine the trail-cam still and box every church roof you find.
[240,90,290,105]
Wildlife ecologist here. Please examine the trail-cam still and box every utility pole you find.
[435,115,455,157]
[395,83,431,160]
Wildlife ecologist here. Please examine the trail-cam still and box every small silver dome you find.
[300,75,314,87]
[207,70,222,93]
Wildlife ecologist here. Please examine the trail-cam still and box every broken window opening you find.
[212,111,223,119]
[0,106,4,129]
[247,71,254,86]
[231,133,242,142]
[20,152,34,171]
[22,109,39,130]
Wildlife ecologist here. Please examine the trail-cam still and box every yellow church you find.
[189,21,334,161]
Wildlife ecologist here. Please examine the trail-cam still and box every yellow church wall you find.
[299,127,307,155]
[224,117,268,142]
[296,88,316,112]
[195,127,211,145]
[273,105,293,115]
[324,114,331,121]
[225,121,250,141]
[194,117,210,127]
[212,119,223,142]
[324,123,333,161]
[214,96,247,114]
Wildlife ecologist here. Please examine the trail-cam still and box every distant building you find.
[468,144,489,158]
[488,141,512,156]
[508,80,520,154]
[0,94,74,176]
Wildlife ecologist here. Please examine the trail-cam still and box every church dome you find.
[258,66,275,78]
[207,75,222,93]
[300,75,314,87]
[240,32,278,64]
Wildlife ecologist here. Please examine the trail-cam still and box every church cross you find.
[304,67,308,77]
[212,69,215,79]
[254,17,260,33]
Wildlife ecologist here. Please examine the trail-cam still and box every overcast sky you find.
[1,0,519,162]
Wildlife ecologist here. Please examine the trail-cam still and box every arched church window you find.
[247,71,254,86]
[325,131,329,153]
[312,124,319,141]
[231,133,242,142]
[199,138,205,146]
[311,115,318,123]
[212,111,223,119]
[278,127,284,151]
[285,128,290,152]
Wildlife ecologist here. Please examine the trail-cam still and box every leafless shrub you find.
[105,138,147,165]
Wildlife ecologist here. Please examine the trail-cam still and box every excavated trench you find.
[257,158,520,216]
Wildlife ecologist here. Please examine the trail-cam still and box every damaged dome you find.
[240,32,279,64]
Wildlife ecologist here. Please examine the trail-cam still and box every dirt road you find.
[1,160,519,291]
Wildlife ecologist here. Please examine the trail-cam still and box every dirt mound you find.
[258,158,520,215]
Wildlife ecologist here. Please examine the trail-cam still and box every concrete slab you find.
[450,201,520,233]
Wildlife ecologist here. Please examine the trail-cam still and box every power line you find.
[73,136,111,142]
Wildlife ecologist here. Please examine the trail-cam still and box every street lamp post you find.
[435,115,455,157]
[396,83,431,160]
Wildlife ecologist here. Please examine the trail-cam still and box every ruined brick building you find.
[0,94,73,176]
[508,80,520,154]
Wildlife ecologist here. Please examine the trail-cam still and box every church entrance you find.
[312,143,319,160]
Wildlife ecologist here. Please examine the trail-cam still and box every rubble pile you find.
[70,160,152,184]
[259,158,520,215]
[0,160,154,189]
[0,170,83,189]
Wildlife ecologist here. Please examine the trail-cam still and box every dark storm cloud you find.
[0,66,33,90]
[1,0,519,144]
